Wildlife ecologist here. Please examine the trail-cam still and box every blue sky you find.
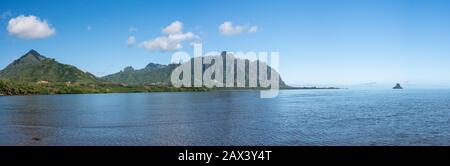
[1,0,450,87]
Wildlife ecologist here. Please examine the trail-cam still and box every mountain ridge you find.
[0,50,98,83]
[102,51,288,88]
[1,50,288,88]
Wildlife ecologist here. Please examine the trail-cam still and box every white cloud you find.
[126,36,136,46]
[162,21,182,35]
[140,21,200,52]
[219,21,258,35]
[219,21,244,35]
[248,26,258,33]
[141,36,182,51]
[7,15,55,39]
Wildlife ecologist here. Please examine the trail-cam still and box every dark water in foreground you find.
[0,90,449,146]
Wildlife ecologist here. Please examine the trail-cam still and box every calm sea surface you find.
[0,89,449,145]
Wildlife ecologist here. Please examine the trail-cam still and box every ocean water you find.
[0,89,449,146]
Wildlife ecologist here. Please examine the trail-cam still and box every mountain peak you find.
[26,49,40,56]
[13,49,48,65]
[0,50,98,83]
[123,66,135,72]
[145,63,165,70]
[221,51,227,56]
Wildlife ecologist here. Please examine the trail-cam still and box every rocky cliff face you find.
[103,51,288,88]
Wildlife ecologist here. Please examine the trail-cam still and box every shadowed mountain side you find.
[101,63,178,85]
[102,51,289,88]
[0,50,288,88]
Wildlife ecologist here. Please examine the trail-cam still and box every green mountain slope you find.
[0,50,98,83]
[103,51,288,88]
[102,63,177,85]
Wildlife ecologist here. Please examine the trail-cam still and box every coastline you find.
[0,88,340,97]
[0,81,339,97]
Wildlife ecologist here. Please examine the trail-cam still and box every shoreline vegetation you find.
[0,50,339,96]
[0,79,209,96]
[0,79,339,96]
